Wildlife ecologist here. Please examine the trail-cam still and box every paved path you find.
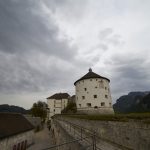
[28,125,55,150]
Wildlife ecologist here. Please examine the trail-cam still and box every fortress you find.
[74,68,114,114]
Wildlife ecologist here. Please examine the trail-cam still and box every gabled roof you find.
[47,93,70,100]
[74,68,110,85]
[0,113,34,139]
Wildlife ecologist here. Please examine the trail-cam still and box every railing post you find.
[92,131,96,150]
[81,127,82,140]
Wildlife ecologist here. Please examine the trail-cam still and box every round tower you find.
[74,68,114,114]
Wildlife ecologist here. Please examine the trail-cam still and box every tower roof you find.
[74,68,110,85]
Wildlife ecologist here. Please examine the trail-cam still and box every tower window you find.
[105,95,108,98]
[84,88,87,91]
[82,96,85,99]
[101,102,105,106]
[54,109,55,112]
[79,104,81,107]
[109,103,112,106]
[105,87,107,90]
[87,103,91,107]
[94,95,97,98]
[90,79,92,81]
[99,80,104,88]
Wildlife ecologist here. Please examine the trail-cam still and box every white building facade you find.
[47,93,70,118]
[74,68,114,114]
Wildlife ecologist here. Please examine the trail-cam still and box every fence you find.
[41,118,101,150]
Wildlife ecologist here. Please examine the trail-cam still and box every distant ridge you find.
[113,91,150,113]
[0,104,29,114]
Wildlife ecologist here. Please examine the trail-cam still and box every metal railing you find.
[41,118,101,150]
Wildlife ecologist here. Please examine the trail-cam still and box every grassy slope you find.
[55,113,150,123]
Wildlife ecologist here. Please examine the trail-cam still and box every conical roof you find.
[74,68,110,85]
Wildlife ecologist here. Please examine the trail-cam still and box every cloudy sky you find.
[0,0,150,109]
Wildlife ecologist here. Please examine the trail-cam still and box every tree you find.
[61,101,77,114]
[31,101,48,122]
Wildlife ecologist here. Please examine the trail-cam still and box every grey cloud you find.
[98,28,124,47]
[0,0,76,59]
[0,0,78,94]
[109,56,150,101]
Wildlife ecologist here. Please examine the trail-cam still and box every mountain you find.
[0,104,30,114]
[113,91,150,113]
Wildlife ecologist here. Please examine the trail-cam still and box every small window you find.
[101,102,105,106]
[87,103,91,107]
[82,96,85,99]
[17,143,20,150]
[96,79,97,81]
[24,140,27,149]
[99,80,104,88]
[79,104,81,107]
[13,145,16,150]
[84,88,87,91]
[90,79,92,81]
[105,87,107,90]
[94,106,98,109]
[21,141,24,150]
[109,103,112,106]
[95,86,97,88]
[105,95,108,98]
[54,109,55,112]
[94,95,97,98]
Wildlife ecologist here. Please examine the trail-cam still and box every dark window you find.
[13,145,16,150]
[105,87,107,90]
[109,103,111,106]
[94,106,98,109]
[90,79,92,81]
[84,88,87,91]
[105,95,108,98]
[94,95,97,98]
[95,86,97,88]
[17,143,20,150]
[101,102,105,106]
[82,96,85,99]
[96,79,97,81]
[21,141,24,150]
[79,104,81,107]
[87,103,91,107]
[24,140,27,150]
[54,109,55,112]
[99,80,104,88]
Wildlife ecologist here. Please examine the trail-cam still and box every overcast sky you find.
[0,0,150,109]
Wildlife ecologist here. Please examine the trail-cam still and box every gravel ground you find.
[28,125,55,150]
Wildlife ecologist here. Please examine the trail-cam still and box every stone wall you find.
[55,116,150,150]
[51,119,85,150]
[0,130,34,150]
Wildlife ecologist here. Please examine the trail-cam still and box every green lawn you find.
[55,112,150,123]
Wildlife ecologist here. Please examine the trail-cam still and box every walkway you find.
[28,125,55,150]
